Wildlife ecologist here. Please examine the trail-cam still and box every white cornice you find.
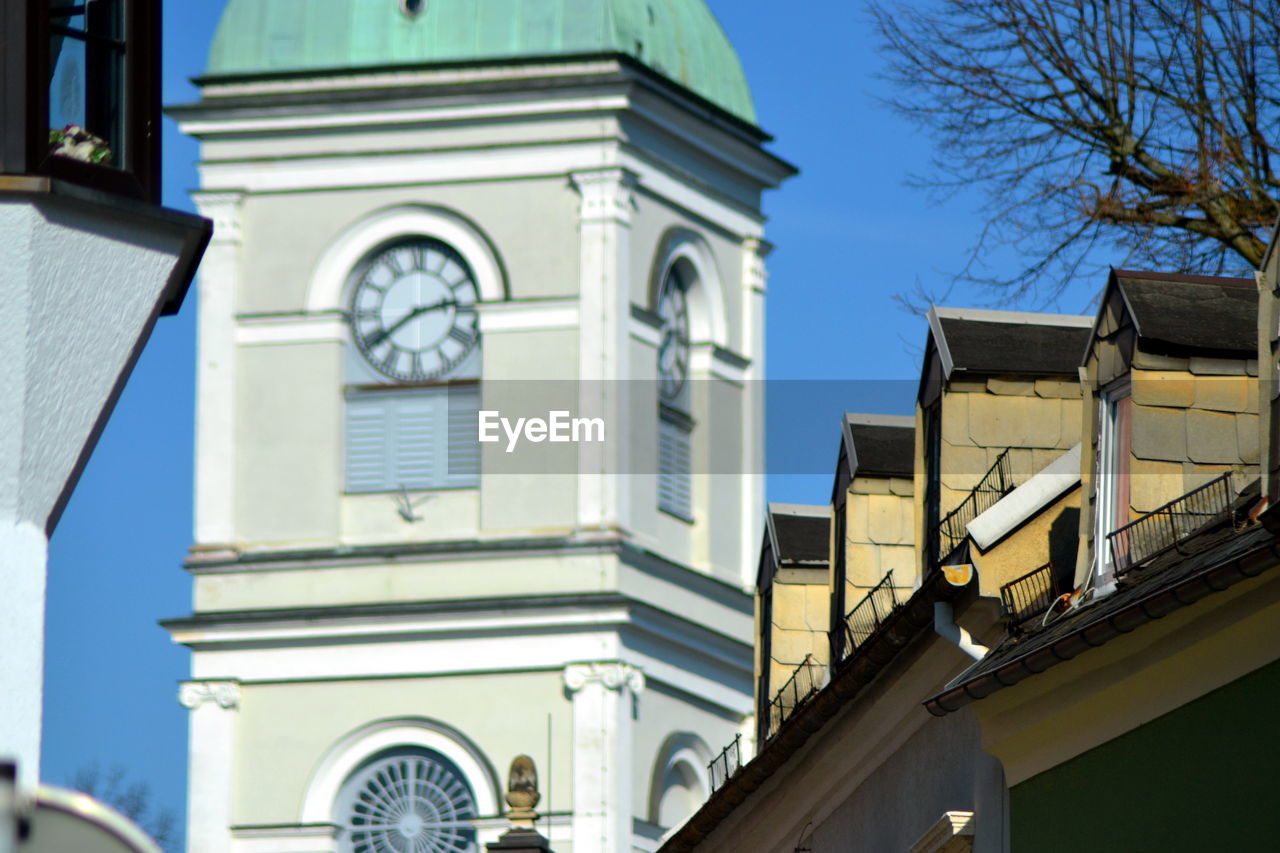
[180,95,630,137]
[479,299,580,333]
[170,603,636,648]
[193,142,766,240]
[236,312,347,346]
[196,59,629,99]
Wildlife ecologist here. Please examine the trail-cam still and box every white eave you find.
[967,445,1081,551]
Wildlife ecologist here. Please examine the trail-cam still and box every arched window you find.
[343,237,481,493]
[335,746,479,853]
[656,261,693,520]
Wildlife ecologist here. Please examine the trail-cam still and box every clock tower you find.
[165,3,794,852]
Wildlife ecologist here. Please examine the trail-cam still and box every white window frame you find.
[301,718,500,826]
[1093,379,1132,594]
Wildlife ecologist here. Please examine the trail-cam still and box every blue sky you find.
[40,0,1102,844]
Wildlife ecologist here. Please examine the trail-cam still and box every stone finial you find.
[505,755,540,830]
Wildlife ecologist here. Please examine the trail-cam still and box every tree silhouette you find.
[68,764,176,851]
[873,0,1280,305]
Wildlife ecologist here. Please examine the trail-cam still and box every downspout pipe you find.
[934,601,990,661]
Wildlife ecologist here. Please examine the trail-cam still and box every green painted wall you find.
[1011,657,1280,851]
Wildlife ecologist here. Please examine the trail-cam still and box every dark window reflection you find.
[48,0,125,168]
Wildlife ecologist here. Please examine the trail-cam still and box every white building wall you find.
[175,59,787,853]
[0,197,195,788]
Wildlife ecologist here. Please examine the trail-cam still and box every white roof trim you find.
[931,306,1094,327]
[765,503,829,571]
[844,412,915,428]
[768,503,830,518]
[926,305,954,379]
[967,445,1082,551]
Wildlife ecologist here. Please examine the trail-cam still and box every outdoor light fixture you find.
[1,0,162,202]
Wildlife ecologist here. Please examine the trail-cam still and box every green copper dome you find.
[206,0,757,123]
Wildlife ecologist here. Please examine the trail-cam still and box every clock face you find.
[657,266,690,400]
[349,239,480,381]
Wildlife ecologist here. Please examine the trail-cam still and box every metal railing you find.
[837,570,899,661]
[999,561,1058,633]
[935,449,1014,562]
[765,655,825,741]
[708,734,742,793]
[1107,473,1234,576]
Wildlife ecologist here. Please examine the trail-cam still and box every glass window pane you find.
[48,0,127,170]
[49,9,88,131]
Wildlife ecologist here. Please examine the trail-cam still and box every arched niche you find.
[308,204,509,314]
[300,717,501,825]
[647,227,728,349]
[647,732,714,829]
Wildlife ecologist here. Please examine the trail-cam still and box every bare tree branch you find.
[872,0,1280,302]
[69,763,177,851]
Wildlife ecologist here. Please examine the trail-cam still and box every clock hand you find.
[366,299,461,347]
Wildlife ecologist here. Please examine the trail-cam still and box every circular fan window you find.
[336,748,478,853]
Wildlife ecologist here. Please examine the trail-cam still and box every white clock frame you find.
[309,204,507,315]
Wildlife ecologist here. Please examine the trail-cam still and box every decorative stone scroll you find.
[178,681,240,710]
[562,662,646,695]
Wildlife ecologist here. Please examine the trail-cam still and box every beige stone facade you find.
[664,266,1280,853]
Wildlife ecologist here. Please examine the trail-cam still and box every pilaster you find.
[562,662,645,853]
[190,192,243,554]
[180,680,241,853]
[570,168,638,533]
[740,238,772,588]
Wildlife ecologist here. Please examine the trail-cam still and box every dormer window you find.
[1093,381,1132,589]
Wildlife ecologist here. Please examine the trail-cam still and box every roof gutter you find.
[659,571,969,853]
[924,530,1280,716]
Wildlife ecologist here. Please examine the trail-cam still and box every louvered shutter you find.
[345,396,392,492]
[346,388,481,493]
[658,413,692,519]
[445,386,480,487]
[393,395,437,489]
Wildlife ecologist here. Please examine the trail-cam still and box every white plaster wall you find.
[692,638,1002,853]
[236,342,344,545]
[179,60,784,853]
[0,197,189,786]
[231,672,569,828]
[191,550,620,612]
[0,199,186,526]
[630,685,737,830]
[233,179,580,314]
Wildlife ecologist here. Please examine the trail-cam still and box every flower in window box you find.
[48,125,113,166]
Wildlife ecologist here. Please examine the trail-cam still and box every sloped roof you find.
[766,504,829,567]
[927,483,1273,715]
[843,413,914,478]
[1110,270,1256,356]
[928,307,1094,378]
